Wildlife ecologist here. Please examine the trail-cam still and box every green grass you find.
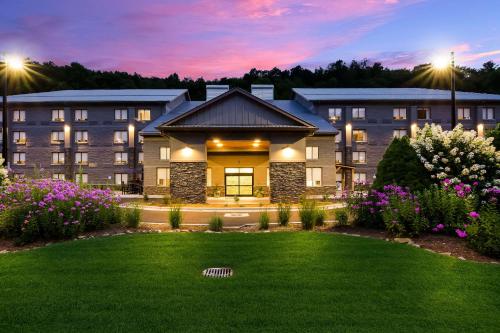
[0,233,499,332]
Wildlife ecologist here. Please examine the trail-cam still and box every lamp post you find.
[2,55,25,166]
[432,51,457,129]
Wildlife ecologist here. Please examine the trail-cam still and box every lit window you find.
[13,131,26,144]
[207,168,212,187]
[114,131,128,144]
[114,152,128,165]
[115,109,128,121]
[393,129,408,138]
[115,173,128,185]
[305,146,319,160]
[138,152,144,164]
[328,108,342,122]
[137,109,151,121]
[13,110,26,122]
[160,147,170,160]
[75,152,88,165]
[13,152,26,165]
[52,152,65,165]
[457,108,471,120]
[353,151,366,164]
[482,108,495,120]
[352,129,367,142]
[138,135,144,144]
[354,172,367,184]
[74,109,88,121]
[393,108,407,120]
[51,131,64,144]
[306,168,322,187]
[335,130,342,143]
[75,131,88,144]
[352,108,366,120]
[417,107,430,120]
[335,151,343,164]
[52,173,65,180]
[75,173,88,184]
[336,173,343,191]
[157,168,170,186]
[52,109,65,122]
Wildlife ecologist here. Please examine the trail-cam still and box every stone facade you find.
[269,162,306,203]
[144,186,170,195]
[305,185,337,196]
[170,162,207,203]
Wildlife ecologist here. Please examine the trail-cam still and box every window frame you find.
[114,152,128,165]
[52,173,65,181]
[328,108,342,122]
[113,131,128,144]
[156,167,170,187]
[75,173,89,184]
[115,173,129,185]
[352,151,367,164]
[352,129,367,142]
[137,109,151,121]
[114,109,128,121]
[306,167,322,187]
[138,151,144,164]
[74,109,88,122]
[75,130,89,144]
[457,107,471,120]
[417,107,430,120]
[393,108,407,120]
[13,131,26,144]
[305,146,319,160]
[51,152,65,165]
[482,107,495,120]
[393,129,408,138]
[51,109,65,122]
[335,130,342,143]
[354,172,367,184]
[75,152,89,165]
[51,131,64,144]
[159,147,170,160]
[335,151,343,164]
[13,110,26,122]
[352,107,366,120]
[13,152,26,165]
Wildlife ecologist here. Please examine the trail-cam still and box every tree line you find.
[7,59,500,100]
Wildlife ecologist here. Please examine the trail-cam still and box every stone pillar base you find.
[269,162,306,203]
[170,162,207,203]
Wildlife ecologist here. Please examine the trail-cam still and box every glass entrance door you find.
[225,168,253,196]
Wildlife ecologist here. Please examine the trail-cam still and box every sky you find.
[1,0,500,79]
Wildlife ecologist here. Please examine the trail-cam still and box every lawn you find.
[0,232,499,332]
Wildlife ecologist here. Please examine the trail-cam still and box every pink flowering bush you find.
[0,178,122,244]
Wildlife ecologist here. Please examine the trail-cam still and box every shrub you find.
[335,209,349,226]
[466,205,500,258]
[486,123,500,150]
[208,215,223,232]
[381,190,428,237]
[277,202,291,226]
[162,194,172,205]
[0,179,121,245]
[168,205,182,229]
[347,191,384,228]
[315,208,326,226]
[123,205,141,228]
[258,211,270,230]
[143,193,149,202]
[299,200,317,230]
[373,137,431,192]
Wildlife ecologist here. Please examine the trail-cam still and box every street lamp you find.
[2,54,26,166]
[432,51,456,129]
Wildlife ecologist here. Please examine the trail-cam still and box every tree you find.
[373,136,431,192]
[487,123,500,150]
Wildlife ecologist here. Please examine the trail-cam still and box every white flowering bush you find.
[0,159,8,187]
[410,124,500,192]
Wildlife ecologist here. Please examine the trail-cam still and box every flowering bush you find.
[0,179,122,244]
[466,205,500,258]
[411,124,499,193]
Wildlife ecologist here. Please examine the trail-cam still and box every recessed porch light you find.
[213,138,220,143]
[216,143,223,147]
[252,142,260,147]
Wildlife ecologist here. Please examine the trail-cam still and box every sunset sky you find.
[2,0,500,79]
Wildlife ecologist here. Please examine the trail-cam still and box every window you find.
[354,172,367,184]
[417,107,430,120]
[52,109,65,122]
[306,146,319,160]
[137,109,151,121]
[353,129,367,142]
[74,109,88,121]
[157,168,170,186]
[160,147,170,160]
[482,108,495,120]
[52,152,65,165]
[352,108,366,120]
[138,152,144,164]
[75,173,88,184]
[335,130,342,143]
[393,129,408,138]
[335,151,343,164]
[393,108,407,120]
[13,110,26,122]
[336,173,343,191]
[115,173,128,185]
[75,152,88,165]
[52,173,65,180]
[353,151,366,164]
[138,135,144,144]
[267,168,270,186]
[207,168,212,187]
[328,108,342,122]
[114,131,128,144]
[75,130,88,144]
[51,131,64,144]
[114,152,128,165]
[457,108,471,120]
[306,168,322,187]
[13,152,26,165]
[115,109,128,120]
[13,131,26,144]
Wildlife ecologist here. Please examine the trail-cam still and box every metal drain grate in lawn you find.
[202,267,233,278]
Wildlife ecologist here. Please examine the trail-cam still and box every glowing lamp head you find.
[432,55,449,70]
[216,143,223,148]
[282,146,294,158]
[181,146,193,157]
[4,55,25,71]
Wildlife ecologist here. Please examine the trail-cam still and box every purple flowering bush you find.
[0,179,122,244]
[466,205,500,258]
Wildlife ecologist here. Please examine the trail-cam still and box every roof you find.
[6,89,188,103]
[141,101,204,135]
[293,88,500,102]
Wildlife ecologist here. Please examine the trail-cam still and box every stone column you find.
[170,162,207,203]
[269,162,306,203]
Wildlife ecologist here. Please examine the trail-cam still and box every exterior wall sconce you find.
[411,123,418,138]
[182,146,193,157]
[345,123,352,147]
[64,124,71,149]
[477,123,484,137]
[283,146,294,158]
[128,124,135,148]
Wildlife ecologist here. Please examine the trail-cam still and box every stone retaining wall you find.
[269,162,306,203]
[144,186,169,196]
